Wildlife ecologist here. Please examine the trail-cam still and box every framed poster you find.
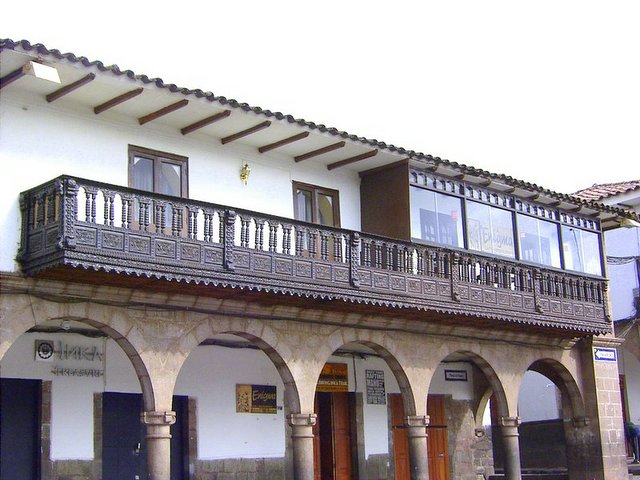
[236,384,277,414]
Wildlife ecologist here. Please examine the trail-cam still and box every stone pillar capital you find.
[288,413,317,427]
[404,415,430,428]
[142,410,176,427]
[499,416,521,428]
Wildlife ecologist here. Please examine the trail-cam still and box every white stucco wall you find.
[605,227,640,321]
[621,349,640,425]
[517,370,561,422]
[0,92,362,273]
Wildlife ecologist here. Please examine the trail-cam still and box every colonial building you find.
[0,38,636,480]
[575,180,640,462]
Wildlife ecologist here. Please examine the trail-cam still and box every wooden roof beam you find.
[46,73,96,103]
[181,110,231,135]
[138,99,189,125]
[0,66,25,90]
[295,141,346,162]
[94,88,144,114]
[327,149,378,170]
[258,131,310,153]
[221,121,272,144]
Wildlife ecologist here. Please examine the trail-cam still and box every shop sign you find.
[35,339,105,379]
[444,369,468,382]
[317,363,348,392]
[365,369,386,405]
[236,384,277,414]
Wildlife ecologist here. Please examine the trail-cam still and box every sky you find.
[1,1,638,194]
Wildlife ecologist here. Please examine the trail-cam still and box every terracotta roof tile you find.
[574,180,640,201]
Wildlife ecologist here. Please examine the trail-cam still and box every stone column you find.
[142,410,176,480]
[406,415,429,480]
[289,413,317,480]
[499,416,522,480]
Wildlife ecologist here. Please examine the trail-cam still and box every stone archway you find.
[521,358,591,479]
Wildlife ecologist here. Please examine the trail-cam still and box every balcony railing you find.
[18,176,611,334]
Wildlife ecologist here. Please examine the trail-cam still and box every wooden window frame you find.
[292,181,341,227]
[128,145,189,198]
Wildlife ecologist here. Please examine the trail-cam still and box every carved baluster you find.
[374,242,383,269]
[334,233,343,263]
[86,189,97,224]
[46,189,56,225]
[240,216,250,248]
[320,231,329,260]
[256,220,265,251]
[203,210,211,242]
[361,239,371,267]
[295,228,304,256]
[417,249,424,275]
[121,196,131,229]
[223,210,236,270]
[533,269,543,313]
[398,247,406,273]
[385,243,393,270]
[155,202,166,234]
[308,229,317,258]
[283,224,291,255]
[56,178,79,250]
[269,223,278,253]
[185,208,196,239]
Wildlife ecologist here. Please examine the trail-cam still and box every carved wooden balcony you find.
[18,176,611,335]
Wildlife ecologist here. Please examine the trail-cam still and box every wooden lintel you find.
[258,131,310,153]
[221,121,272,145]
[46,73,96,103]
[138,99,189,125]
[180,110,231,135]
[0,66,25,90]
[94,88,144,114]
[359,158,409,178]
[295,141,346,162]
[327,149,379,170]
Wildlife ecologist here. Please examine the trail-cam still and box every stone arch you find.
[432,350,510,418]
[0,295,156,411]
[526,358,586,421]
[320,329,418,415]
[174,316,303,415]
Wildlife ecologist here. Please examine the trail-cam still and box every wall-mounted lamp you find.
[240,162,251,185]
[60,320,71,331]
[23,60,61,84]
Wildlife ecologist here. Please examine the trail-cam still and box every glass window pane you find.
[517,214,561,268]
[563,226,602,275]
[410,187,463,248]
[296,189,313,223]
[159,161,182,197]
[132,156,153,192]
[317,193,334,226]
[467,202,514,257]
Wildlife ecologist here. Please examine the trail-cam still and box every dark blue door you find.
[103,392,187,480]
[0,378,41,480]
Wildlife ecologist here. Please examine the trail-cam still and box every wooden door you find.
[332,392,352,480]
[390,393,410,480]
[314,392,354,480]
[427,395,450,480]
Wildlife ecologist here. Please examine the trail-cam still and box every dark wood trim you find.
[138,99,189,125]
[46,73,96,103]
[221,121,271,144]
[292,181,341,227]
[180,110,231,135]
[94,88,144,114]
[327,149,378,171]
[258,131,310,153]
[128,145,189,198]
[0,66,25,90]
[295,141,346,162]
[358,159,409,178]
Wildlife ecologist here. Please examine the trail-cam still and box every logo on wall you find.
[35,340,55,362]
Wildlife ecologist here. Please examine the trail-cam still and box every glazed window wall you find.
[561,226,602,276]
[409,184,603,276]
[466,201,515,258]
[517,214,561,268]
[410,188,464,248]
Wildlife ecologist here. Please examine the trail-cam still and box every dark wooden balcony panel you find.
[17,176,611,335]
